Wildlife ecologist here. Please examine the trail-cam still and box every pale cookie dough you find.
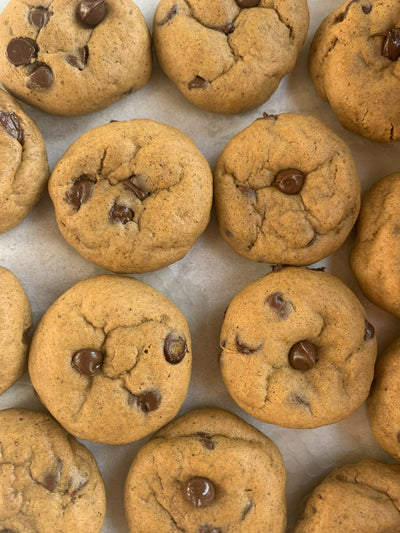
[0,0,152,115]
[28,274,192,444]
[351,173,400,318]
[124,407,287,533]
[153,0,309,114]
[294,459,400,532]
[219,266,377,429]
[367,337,400,462]
[214,113,361,265]
[310,0,400,142]
[0,266,32,395]
[0,407,106,533]
[0,88,49,234]
[48,119,213,273]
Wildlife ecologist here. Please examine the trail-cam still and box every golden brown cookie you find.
[0,266,32,396]
[124,407,287,533]
[294,459,400,532]
[220,266,377,428]
[0,88,49,234]
[28,274,192,444]
[0,0,152,115]
[153,0,309,114]
[214,113,361,265]
[0,407,106,532]
[48,119,213,273]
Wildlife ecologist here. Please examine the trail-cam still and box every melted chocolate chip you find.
[236,0,259,7]
[29,6,52,28]
[159,3,177,25]
[196,432,215,450]
[289,341,318,371]
[109,202,134,224]
[185,477,215,508]
[375,28,400,61]
[188,76,208,89]
[274,169,305,195]
[237,184,256,200]
[66,176,95,210]
[78,0,107,26]
[198,526,222,533]
[241,501,252,520]
[129,390,161,412]
[236,335,262,355]
[267,292,292,320]
[164,333,188,364]
[42,458,62,492]
[66,46,88,70]
[0,111,24,145]
[124,175,150,200]
[71,349,103,376]
[27,64,53,88]
[363,319,375,341]
[6,37,37,66]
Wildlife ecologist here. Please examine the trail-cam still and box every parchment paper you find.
[0,0,399,530]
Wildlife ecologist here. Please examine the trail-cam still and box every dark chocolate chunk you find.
[164,333,188,364]
[124,175,150,200]
[362,4,372,13]
[78,0,107,26]
[188,76,208,89]
[237,184,256,200]
[289,341,318,371]
[42,458,62,492]
[274,168,305,195]
[29,6,52,28]
[129,390,161,412]
[374,28,400,61]
[196,432,215,450]
[109,202,134,224]
[0,111,24,145]
[6,37,37,66]
[27,64,53,88]
[236,335,262,355]
[198,526,222,533]
[185,477,215,508]
[266,292,292,320]
[66,46,88,70]
[363,319,375,341]
[236,0,259,7]
[71,349,103,376]
[241,501,252,520]
[65,176,95,210]
[158,3,177,25]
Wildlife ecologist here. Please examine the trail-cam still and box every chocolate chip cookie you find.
[0,88,49,234]
[310,0,400,142]
[0,266,32,396]
[214,113,361,265]
[0,407,106,532]
[0,0,152,116]
[48,119,213,273]
[124,407,287,533]
[294,459,400,532]
[28,274,192,444]
[351,173,400,318]
[153,0,309,114]
[220,266,377,429]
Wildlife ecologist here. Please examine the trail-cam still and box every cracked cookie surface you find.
[310,0,400,142]
[48,119,213,273]
[153,0,309,114]
[124,407,287,533]
[0,0,152,116]
[214,113,361,265]
[0,407,105,532]
[294,459,400,532]
[351,173,400,318]
[28,274,192,444]
[0,266,32,395]
[219,266,377,429]
[0,88,49,234]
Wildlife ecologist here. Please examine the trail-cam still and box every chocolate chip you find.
[158,3,177,25]
[270,264,284,273]
[164,333,188,364]
[274,169,305,195]
[71,349,103,376]
[185,477,215,508]
[241,501,252,520]
[129,390,161,412]
[6,37,37,66]
[289,341,318,371]
[196,432,215,450]
[42,458,62,492]
[237,185,256,200]
[266,292,292,320]
[27,64,53,88]
[217,23,235,35]
[198,526,222,533]
[124,175,150,200]
[29,6,52,28]
[188,76,208,89]
[236,335,262,355]
[374,28,400,61]
[363,319,375,341]
[236,0,259,7]
[66,46,88,70]
[78,0,107,26]
[362,4,372,13]
[66,176,95,210]
[260,112,278,120]
[0,111,24,145]
[109,201,134,224]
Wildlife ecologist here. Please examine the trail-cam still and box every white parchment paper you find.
[0,0,399,530]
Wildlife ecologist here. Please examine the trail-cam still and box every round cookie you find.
[0,407,106,532]
[124,407,287,533]
[0,0,152,116]
[48,119,213,273]
[153,0,309,114]
[294,459,400,532]
[214,113,361,265]
[219,266,377,429]
[351,173,400,318]
[310,0,400,142]
[0,88,49,234]
[0,266,32,395]
[367,337,400,462]
[28,274,192,444]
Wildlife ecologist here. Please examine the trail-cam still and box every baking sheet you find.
[0,0,399,530]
